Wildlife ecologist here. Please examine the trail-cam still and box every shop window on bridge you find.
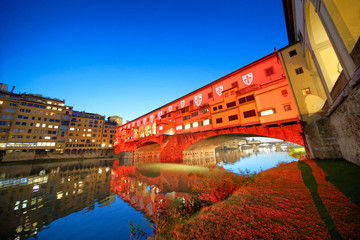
[239,97,246,104]
[246,95,254,101]
[183,115,190,121]
[302,88,311,96]
[239,94,255,104]
[216,118,223,124]
[226,101,236,108]
[201,108,209,114]
[202,119,211,126]
[243,109,256,118]
[191,112,199,117]
[284,105,292,111]
[289,49,297,57]
[181,107,189,113]
[218,105,223,110]
[295,67,304,75]
[265,66,274,77]
[228,114,238,121]
[213,106,218,111]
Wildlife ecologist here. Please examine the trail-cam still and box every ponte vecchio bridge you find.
[114,51,305,162]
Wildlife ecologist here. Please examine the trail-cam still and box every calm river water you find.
[0,148,298,240]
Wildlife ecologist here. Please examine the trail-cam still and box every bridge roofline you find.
[123,51,279,126]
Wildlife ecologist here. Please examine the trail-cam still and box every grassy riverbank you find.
[153,159,360,239]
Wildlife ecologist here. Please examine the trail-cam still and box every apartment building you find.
[66,111,105,151]
[0,84,73,153]
[0,83,120,159]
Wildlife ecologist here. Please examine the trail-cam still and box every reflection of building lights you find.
[106,167,110,172]
[57,191,63,199]
[99,168,102,174]
[33,185,39,192]
[22,200,28,208]
[260,109,275,116]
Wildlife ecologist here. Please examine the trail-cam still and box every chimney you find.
[11,86,15,93]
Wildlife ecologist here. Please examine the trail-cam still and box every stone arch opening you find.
[144,125,151,137]
[323,0,360,53]
[305,1,342,92]
[152,122,156,135]
[139,126,145,138]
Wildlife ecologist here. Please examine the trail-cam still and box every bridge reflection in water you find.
[111,144,298,223]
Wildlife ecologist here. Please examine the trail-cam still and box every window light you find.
[260,109,275,116]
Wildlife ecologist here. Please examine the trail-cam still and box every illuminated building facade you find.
[66,111,105,150]
[0,84,120,160]
[283,0,360,165]
[101,120,117,149]
[115,52,304,161]
[0,86,73,152]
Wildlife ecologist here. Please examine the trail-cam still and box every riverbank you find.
[155,159,360,239]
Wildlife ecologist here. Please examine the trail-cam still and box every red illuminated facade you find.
[115,51,304,161]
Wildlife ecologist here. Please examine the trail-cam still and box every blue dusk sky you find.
[1,0,289,122]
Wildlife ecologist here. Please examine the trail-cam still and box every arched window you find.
[306,1,342,92]
[324,0,360,53]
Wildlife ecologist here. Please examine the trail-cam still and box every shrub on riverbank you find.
[152,168,257,239]
[288,146,306,158]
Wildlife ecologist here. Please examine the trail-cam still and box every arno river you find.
[0,145,299,240]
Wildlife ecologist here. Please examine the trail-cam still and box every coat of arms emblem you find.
[216,85,223,96]
[242,73,253,86]
[137,120,140,126]
[194,94,202,107]
[158,111,162,119]
[168,106,172,112]
[143,118,147,125]
[150,115,154,123]
[180,100,185,108]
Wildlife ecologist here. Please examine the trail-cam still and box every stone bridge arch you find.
[160,124,304,162]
